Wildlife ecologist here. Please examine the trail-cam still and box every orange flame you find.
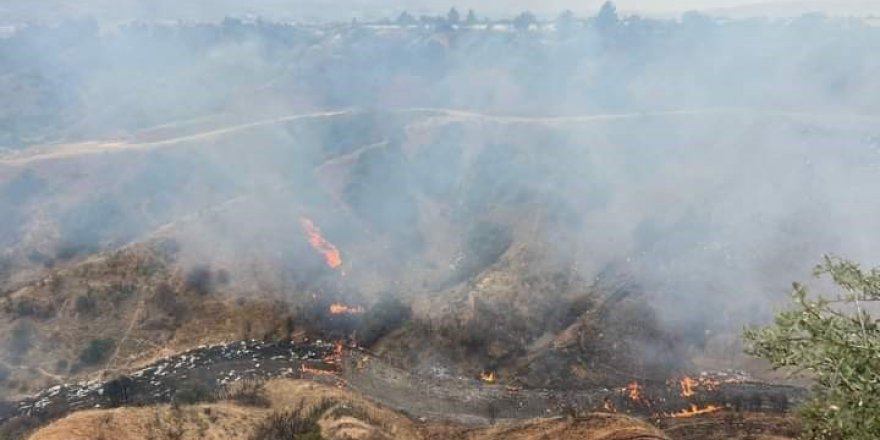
[670,404,722,418]
[480,370,496,383]
[324,341,345,364]
[300,217,342,269]
[680,376,698,398]
[625,381,646,405]
[329,303,365,315]
[620,381,652,407]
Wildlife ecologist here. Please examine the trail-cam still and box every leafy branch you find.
[744,256,880,440]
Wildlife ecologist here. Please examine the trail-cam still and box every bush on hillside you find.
[78,338,114,366]
[745,256,880,440]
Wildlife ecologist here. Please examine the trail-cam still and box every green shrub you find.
[745,256,880,440]
[74,295,97,314]
[249,400,334,440]
[219,380,269,407]
[6,298,55,319]
[78,338,114,366]
[8,322,33,360]
[185,265,213,295]
[152,282,186,320]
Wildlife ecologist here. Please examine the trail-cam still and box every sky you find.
[1,0,878,24]
[424,0,880,18]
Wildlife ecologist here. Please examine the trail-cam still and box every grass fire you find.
[2,2,876,439]
[329,303,365,315]
[669,404,723,418]
[625,382,648,407]
[480,370,497,384]
[300,217,343,269]
[680,376,698,398]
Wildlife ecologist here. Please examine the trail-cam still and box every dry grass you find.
[27,379,423,440]
[0,245,295,399]
[263,379,422,440]
[27,379,677,440]
[420,413,669,440]
[28,403,265,440]
[659,412,799,440]
[26,378,799,440]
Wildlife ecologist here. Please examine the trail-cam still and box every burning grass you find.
[668,404,723,418]
[329,303,364,315]
[300,217,342,269]
[480,370,497,384]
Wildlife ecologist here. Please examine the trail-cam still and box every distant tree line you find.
[391,1,621,32]
[2,0,877,150]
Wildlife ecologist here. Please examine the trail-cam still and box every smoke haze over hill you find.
[1,2,879,326]
[1,0,879,24]
[0,4,879,432]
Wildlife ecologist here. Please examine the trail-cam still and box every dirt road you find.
[5,106,877,167]
[0,110,352,166]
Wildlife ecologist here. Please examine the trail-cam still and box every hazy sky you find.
[449,0,880,17]
[0,0,877,24]
[342,0,879,18]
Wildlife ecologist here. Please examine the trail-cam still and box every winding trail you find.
[103,299,146,372]
[0,110,352,166]
[402,107,731,123]
[398,106,880,125]
[3,106,877,167]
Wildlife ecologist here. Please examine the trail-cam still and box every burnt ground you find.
[0,339,805,439]
[0,340,338,438]
[342,348,804,422]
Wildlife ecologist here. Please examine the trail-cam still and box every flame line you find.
[300,217,342,269]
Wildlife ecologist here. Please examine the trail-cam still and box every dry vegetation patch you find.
[27,403,264,440]
[420,413,668,440]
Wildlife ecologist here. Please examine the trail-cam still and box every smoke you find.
[1,2,880,380]
[1,1,878,24]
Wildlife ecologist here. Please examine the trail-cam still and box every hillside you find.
[2,107,864,400]
[0,108,832,440]
[4,10,880,439]
[27,378,796,440]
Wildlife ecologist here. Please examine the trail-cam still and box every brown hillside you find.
[28,379,670,440]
